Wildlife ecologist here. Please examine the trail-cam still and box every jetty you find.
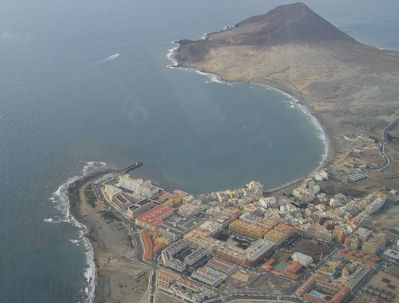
[121,162,143,174]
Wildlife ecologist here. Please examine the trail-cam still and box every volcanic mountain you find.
[175,2,399,101]
[175,2,399,186]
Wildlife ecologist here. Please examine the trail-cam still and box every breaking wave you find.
[45,161,108,303]
[166,41,231,85]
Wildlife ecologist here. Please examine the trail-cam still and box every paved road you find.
[148,265,158,303]
[90,174,161,303]
[220,294,303,303]
[91,175,148,265]
[346,261,387,302]
[365,117,398,172]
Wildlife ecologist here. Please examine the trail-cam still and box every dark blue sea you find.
[0,0,397,301]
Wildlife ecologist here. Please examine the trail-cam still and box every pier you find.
[121,162,143,174]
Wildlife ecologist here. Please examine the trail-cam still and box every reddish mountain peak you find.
[234,2,356,45]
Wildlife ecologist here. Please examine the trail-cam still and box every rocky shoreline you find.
[67,171,150,303]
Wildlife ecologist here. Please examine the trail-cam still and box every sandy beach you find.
[68,172,150,303]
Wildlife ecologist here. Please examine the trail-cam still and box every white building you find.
[258,196,277,208]
[292,252,313,267]
[313,170,329,181]
[246,181,263,197]
[330,193,348,207]
[383,248,399,261]
[103,184,122,202]
[118,174,159,198]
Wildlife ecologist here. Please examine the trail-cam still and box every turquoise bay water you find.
[0,0,398,302]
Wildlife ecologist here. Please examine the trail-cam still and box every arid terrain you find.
[176,2,399,195]
[68,174,150,303]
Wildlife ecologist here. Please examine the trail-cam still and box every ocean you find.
[0,0,397,302]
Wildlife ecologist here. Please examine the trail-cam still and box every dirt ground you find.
[69,176,150,303]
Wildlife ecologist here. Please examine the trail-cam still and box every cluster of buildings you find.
[189,257,237,288]
[161,239,188,272]
[99,170,399,303]
[184,224,275,267]
[353,270,399,303]
[160,237,238,287]
[157,268,219,303]
[191,263,228,287]
[296,253,371,303]
[296,273,352,303]
[336,135,383,182]
[102,175,160,219]
[135,204,174,231]
[227,213,296,245]
[262,258,305,280]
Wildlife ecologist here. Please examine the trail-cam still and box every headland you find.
[68,171,151,303]
[173,1,399,195]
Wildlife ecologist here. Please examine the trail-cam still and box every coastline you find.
[167,40,333,193]
[67,170,150,303]
[60,36,334,303]
[45,162,110,302]
[60,40,335,302]
[67,170,109,302]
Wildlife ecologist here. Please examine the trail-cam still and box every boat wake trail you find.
[99,53,120,63]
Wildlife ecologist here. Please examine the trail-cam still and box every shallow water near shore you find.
[0,0,398,302]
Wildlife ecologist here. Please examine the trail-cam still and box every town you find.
[88,140,399,303]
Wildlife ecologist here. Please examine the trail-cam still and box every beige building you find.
[362,239,380,255]
[305,224,332,243]
[264,223,296,245]
[229,219,268,239]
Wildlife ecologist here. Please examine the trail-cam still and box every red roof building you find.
[135,204,174,231]
[140,229,154,262]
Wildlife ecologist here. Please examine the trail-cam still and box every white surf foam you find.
[223,25,233,30]
[82,161,107,175]
[196,70,227,84]
[166,40,230,86]
[69,239,80,245]
[82,234,95,301]
[166,44,179,68]
[47,161,109,303]
[43,217,68,224]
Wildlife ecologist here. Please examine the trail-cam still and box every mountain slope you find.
[174,2,399,186]
[175,2,399,100]
[214,2,356,45]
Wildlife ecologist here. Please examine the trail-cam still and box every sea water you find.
[0,0,397,302]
